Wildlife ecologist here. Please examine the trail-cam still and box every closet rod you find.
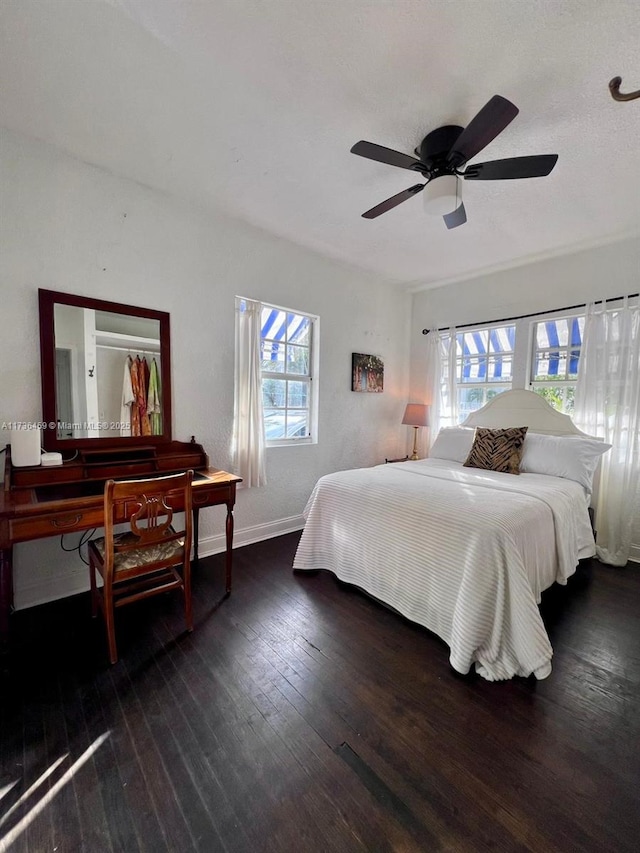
[421,291,639,335]
[97,344,160,355]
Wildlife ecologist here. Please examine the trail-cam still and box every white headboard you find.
[461,389,591,436]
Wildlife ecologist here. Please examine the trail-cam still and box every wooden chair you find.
[88,470,194,664]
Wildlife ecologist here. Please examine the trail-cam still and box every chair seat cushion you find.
[92,530,185,571]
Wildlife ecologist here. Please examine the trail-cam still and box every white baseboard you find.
[14,515,305,610]
[197,514,305,558]
[15,571,91,611]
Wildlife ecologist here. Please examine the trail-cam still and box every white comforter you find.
[293,459,595,681]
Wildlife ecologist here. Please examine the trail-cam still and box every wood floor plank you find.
[109,637,204,851]
[78,672,142,852]
[180,600,414,850]
[39,672,82,852]
[0,686,29,853]
[131,622,257,853]
[196,587,526,850]
[21,682,55,853]
[152,612,375,852]
[61,668,114,853]
[145,627,262,853]
[178,616,421,851]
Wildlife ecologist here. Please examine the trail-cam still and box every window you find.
[435,309,598,427]
[453,324,515,421]
[529,315,584,414]
[260,303,318,444]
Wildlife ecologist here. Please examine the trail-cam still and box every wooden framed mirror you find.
[39,289,172,452]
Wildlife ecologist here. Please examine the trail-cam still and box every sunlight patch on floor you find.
[0,732,111,852]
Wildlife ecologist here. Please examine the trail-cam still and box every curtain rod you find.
[421,292,639,335]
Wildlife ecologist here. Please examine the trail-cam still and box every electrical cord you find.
[60,527,96,567]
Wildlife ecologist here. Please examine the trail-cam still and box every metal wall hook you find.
[609,76,640,102]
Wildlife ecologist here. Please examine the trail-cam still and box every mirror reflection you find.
[53,306,163,440]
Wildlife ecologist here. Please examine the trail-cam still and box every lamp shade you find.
[423,174,459,215]
[401,403,429,427]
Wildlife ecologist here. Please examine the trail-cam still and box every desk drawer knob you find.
[51,514,82,529]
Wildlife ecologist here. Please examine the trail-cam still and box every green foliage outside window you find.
[533,386,575,414]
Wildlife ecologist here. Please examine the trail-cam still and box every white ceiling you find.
[1,0,639,288]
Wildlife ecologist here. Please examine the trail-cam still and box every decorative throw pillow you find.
[463,426,529,475]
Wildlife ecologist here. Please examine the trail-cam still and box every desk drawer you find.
[192,486,233,507]
[10,507,105,542]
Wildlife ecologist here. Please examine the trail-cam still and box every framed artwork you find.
[352,353,384,393]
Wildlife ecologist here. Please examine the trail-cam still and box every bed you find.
[293,390,609,681]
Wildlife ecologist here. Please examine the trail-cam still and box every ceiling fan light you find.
[423,174,459,215]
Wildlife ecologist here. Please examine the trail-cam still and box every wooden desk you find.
[0,441,241,651]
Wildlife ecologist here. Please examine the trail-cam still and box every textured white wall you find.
[0,129,411,607]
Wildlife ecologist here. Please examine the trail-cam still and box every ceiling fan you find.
[350,95,558,229]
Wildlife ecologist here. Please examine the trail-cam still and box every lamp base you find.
[410,426,419,460]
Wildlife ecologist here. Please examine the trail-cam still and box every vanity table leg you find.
[225,501,234,595]
[192,508,200,565]
[0,545,14,654]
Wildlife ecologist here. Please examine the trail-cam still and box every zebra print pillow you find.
[463,426,529,475]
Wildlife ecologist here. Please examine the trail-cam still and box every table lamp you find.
[401,403,430,460]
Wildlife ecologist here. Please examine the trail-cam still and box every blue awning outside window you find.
[458,325,514,381]
[534,317,584,379]
[569,318,581,374]
[260,308,310,367]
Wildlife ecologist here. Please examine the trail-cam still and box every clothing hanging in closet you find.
[120,354,161,437]
[147,358,162,435]
[129,356,151,436]
[120,356,134,436]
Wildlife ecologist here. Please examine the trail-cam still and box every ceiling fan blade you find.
[443,202,467,230]
[447,95,519,168]
[361,184,425,219]
[463,154,558,180]
[351,140,424,171]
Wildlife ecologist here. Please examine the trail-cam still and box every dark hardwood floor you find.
[1,533,639,852]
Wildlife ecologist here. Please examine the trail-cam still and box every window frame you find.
[450,323,516,423]
[526,310,585,416]
[259,301,319,448]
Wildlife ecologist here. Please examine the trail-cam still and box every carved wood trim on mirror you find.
[38,289,172,452]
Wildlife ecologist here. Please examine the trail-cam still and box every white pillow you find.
[429,427,475,463]
[519,433,612,492]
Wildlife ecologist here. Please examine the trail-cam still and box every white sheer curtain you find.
[233,297,267,487]
[425,328,458,448]
[574,298,640,566]
[424,331,442,446]
[443,327,459,428]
